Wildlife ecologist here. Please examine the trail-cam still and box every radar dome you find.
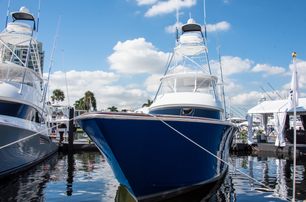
[19,6,30,14]
[187,18,196,24]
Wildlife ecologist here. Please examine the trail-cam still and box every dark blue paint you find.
[0,100,44,123]
[79,114,235,198]
[150,107,220,119]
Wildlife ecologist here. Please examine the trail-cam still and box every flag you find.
[289,52,299,109]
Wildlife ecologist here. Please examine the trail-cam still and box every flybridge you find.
[0,6,43,75]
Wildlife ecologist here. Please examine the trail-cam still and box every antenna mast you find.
[175,0,179,43]
[42,16,61,113]
[218,46,227,119]
[5,0,11,28]
[267,82,282,99]
[203,0,208,41]
[37,0,41,32]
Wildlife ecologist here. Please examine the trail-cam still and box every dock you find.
[58,140,98,152]
[231,142,306,158]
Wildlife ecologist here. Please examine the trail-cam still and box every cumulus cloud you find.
[229,91,265,107]
[165,22,183,33]
[205,21,231,32]
[252,64,286,75]
[165,21,230,34]
[145,0,196,17]
[47,70,149,110]
[108,38,169,75]
[136,0,158,5]
[144,74,162,92]
[210,56,253,76]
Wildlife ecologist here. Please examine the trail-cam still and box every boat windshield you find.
[158,73,216,96]
[0,64,42,90]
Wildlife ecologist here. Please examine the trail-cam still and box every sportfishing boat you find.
[0,7,57,178]
[76,18,237,200]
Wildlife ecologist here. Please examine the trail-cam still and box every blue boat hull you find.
[77,112,236,199]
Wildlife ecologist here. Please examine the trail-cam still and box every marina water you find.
[0,151,305,201]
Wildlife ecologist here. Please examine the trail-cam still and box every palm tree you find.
[74,91,97,111]
[108,106,118,112]
[51,89,65,103]
[84,91,97,111]
[142,99,153,107]
[74,97,85,110]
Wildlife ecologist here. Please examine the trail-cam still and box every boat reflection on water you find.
[0,153,58,201]
[230,154,306,201]
[115,174,235,202]
[0,152,306,201]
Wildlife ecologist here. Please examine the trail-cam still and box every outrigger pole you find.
[292,51,297,202]
[36,0,41,32]
[5,0,11,28]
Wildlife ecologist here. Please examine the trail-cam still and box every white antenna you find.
[175,0,179,42]
[37,0,41,32]
[292,51,297,202]
[42,16,61,112]
[203,0,208,41]
[217,46,227,119]
[60,49,70,106]
[4,0,11,28]
[64,71,70,106]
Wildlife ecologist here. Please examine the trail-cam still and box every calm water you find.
[0,151,305,202]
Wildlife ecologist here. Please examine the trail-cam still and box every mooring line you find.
[0,117,75,150]
[0,113,292,201]
[148,114,291,201]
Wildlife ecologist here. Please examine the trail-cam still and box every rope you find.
[0,112,293,201]
[0,116,75,150]
[148,113,292,201]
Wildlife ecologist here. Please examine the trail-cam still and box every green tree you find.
[84,91,97,111]
[74,97,85,110]
[74,91,97,111]
[108,106,118,112]
[142,99,153,107]
[51,89,65,103]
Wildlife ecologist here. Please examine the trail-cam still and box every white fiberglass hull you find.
[0,117,57,178]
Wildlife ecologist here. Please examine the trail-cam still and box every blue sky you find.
[1,0,306,115]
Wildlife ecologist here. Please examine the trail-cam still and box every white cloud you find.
[165,22,183,34]
[145,0,196,17]
[108,38,169,75]
[206,21,231,32]
[47,70,149,110]
[252,64,286,75]
[136,0,158,5]
[211,56,253,76]
[229,91,264,107]
[144,74,162,92]
[165,21,230,34]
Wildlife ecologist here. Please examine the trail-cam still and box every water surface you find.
[1,152,305,201]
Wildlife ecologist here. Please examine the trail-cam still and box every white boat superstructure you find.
[150,18,223,118]
[0,6,57,178]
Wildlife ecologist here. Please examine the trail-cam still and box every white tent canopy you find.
[248,98,306,114]
[247,98,306,147]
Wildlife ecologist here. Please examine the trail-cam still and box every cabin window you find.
[176,77,195,92]
[195,78,211,93]
[0,100,44,123]
[160,78,175,94]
